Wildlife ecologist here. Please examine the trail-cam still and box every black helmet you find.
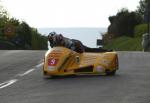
[49,32,56,36]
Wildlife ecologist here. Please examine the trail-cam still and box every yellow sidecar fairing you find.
[43,47,118,76]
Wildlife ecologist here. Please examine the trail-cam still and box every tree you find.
[0,0,8,37]
[108,8,143,37]
[16,22,32,48]
[137,0,146,16]
[31,28,48,50]
[0,0,48,50]
[136,0,150,16]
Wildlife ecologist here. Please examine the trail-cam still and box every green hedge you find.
[104,36,142,51]
[0,40,16,50]
[134,23,150,37]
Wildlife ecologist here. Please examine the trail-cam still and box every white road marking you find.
[16,62,43,77]
[0,79,18,89]
[0,62,43,90]
[36,62,44,68]
[17,69,35,77]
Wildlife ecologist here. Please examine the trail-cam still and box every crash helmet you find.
[48,32,56,37]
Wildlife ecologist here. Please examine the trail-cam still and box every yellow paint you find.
[43,47,118,76]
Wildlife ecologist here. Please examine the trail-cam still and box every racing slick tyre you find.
[43,75,57,79]
[106,70,116,76]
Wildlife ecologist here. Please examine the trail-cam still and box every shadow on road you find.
[43,74,121,80]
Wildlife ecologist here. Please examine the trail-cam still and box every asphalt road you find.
[0,50,150,103]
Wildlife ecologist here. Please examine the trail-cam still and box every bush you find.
[108,8,143,37]
[0,40,16,50]
[134,23,150,37]
[31,29,48,50]
[104,36,142,51]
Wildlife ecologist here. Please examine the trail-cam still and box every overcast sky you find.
[2,0,140,28]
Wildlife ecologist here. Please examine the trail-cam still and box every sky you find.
[1,0,140,28]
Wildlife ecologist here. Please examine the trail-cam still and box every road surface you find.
[0,50,150,103]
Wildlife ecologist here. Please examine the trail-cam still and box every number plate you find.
[48,59,59,66]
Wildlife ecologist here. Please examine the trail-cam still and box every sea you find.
[37,27,107,48]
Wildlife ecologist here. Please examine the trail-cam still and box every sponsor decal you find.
[48,66,55,71]
[96,66,103,72]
